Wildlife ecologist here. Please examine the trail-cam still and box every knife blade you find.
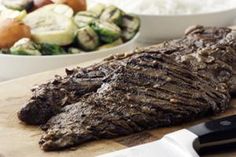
[98,115,236,157]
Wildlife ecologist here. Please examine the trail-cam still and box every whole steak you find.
[17,26,236,151]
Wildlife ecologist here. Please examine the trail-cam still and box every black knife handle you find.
[188,115,236,149]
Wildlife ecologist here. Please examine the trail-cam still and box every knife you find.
[98,115,236,157]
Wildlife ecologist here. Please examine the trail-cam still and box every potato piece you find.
[0,18,31,48]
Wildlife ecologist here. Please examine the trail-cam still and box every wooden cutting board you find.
[0,58,236,157]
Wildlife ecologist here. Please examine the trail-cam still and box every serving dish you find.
[0,1,141,81]
[138,8,236,43]
[0,32,139,81]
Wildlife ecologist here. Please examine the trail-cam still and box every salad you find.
[0,0,140,55]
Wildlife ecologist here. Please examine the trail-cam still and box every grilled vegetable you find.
[2,0,33,11]
[37,4,74,17]
[51,0,86,12]
[77,26,99,51]
[88,3,105,17]
[10,38,41,55]
[77,11,97,17]
[121,14,140,32]
[73,11,96,28]
[90,21,121,43]
[40,43,65,55]
[74,15,95,28]
[23,9,77,45]
[120,14,140,41]
[0,18,31,48]
[100,5,123,25]
[98,38,123,50]
[121,31,137,42]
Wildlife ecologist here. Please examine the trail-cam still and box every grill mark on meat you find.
[130,54,199,84]
[114,90,205,117]
[111,76,208,108]
[114,64,203,97]
[109,74,217,113]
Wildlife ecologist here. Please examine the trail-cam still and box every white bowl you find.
[138,8,236,43]
[0,33,139,81]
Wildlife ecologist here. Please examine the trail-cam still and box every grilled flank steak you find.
[18,26,236,151]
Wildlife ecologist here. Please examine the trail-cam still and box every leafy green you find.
[40,43,66,55]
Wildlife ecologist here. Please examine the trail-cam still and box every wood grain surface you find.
[0,59,235,157]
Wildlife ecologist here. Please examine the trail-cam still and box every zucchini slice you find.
[77,11,97,18]
[77,26,99,51]
[90,21,121,43]
[73,12,96,28]
[120,14,140,41]
[100,5,123,25]
[88,3,106,17]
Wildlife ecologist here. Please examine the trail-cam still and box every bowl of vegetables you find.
[0,0,140,81]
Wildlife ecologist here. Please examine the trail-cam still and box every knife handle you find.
[188,115,236,149]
